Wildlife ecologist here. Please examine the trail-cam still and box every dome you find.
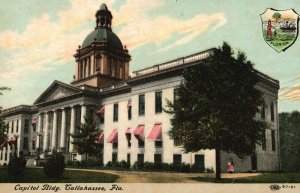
[82,28,123,49]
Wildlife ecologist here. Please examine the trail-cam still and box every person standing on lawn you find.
[227,159,234,174]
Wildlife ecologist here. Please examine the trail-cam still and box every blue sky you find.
[0,0,300,112]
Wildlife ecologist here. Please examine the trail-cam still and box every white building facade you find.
[0,3,280,172]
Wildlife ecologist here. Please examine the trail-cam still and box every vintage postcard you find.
[0,0,299,193]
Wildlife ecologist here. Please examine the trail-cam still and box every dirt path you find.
[65,168,261,183]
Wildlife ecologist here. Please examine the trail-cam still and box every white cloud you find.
[0,0,227,81]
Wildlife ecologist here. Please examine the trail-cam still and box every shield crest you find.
[261,8,299,52]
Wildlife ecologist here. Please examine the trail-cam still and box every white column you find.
[81,105,87,124]
[51,110,58,150]
[7,145,11,163]
[60,108,66,150]
[43,113,49,151]
[69,106,76,152]
[36,114,42,148]
[16,119,22,157]
[3,147,6,163]
[91,55,95,75]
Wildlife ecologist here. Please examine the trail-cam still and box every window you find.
[271,130,276,151]
[113,142,118,149]
[138,139,144,148]
[262,129,266,151]
[271,102,275,122]
[155,141,163,148]
[261,103,265,120]
[32,140,36,150]
[5,150,7,161]
[23,137,28,150]
[174,88,180,102]
[113,103,119,122]
[155,91,162,113]
[112,153,118,163]
[154,154,162,164]
[173,154,182,165]
[137,154,144,164]
[127,153,131,164]
[127,134,131,148]
[128,101,132,120]
[32,124,36,132]
[24,119,29,133]
[195,155,205,172]
[138,94,145,116]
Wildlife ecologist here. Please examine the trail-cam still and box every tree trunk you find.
[215,147,221,181]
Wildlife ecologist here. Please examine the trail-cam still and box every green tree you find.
[70,112,99,164]
[0,86,11,96]
[0,86,10,145]
[279,111,300,171]
[165,42,267,180]
[0,119,8,146]
[272,12,281,22]
[44,150,65,178]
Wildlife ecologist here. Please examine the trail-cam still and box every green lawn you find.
[0,168,119,183]
[191,173,300,183]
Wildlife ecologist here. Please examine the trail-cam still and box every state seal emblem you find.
[261,8,299,52]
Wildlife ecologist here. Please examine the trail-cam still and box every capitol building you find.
[0,4,280,172]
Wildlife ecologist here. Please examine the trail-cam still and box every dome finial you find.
[95,3,112,29]
[100,3,108,11]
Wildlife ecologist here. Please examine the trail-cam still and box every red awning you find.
[95,132,104,144]
[107,129,118,143]
[8,137,16,145]
[125,128,131,134]
[147,124,162,141]
[133,125,144,140]
[97,105,105,116]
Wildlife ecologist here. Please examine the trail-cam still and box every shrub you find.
[37,161,46,167]
[169,163,177,171]
[154,162,163,170]
[86,159,102,167]
[43,151,65,178]
[67,160,74,166]
[131,161,138,170]
[144,162,155,170]
[7,154,26,181]
[131,161,144,170]
[191,164,205,173]
[137,161,144,170]
[161,163,171,171]
[106,161,113,167]
[80,160,87,167]
[205,167,214,173]
[112,161,121,168]
[180,163,191,173]
[74,160,81,168]
[120,160,130,169]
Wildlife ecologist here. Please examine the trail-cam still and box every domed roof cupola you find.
[96,3,113,29]
[72,3,131,89]
[81,3,123,49]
